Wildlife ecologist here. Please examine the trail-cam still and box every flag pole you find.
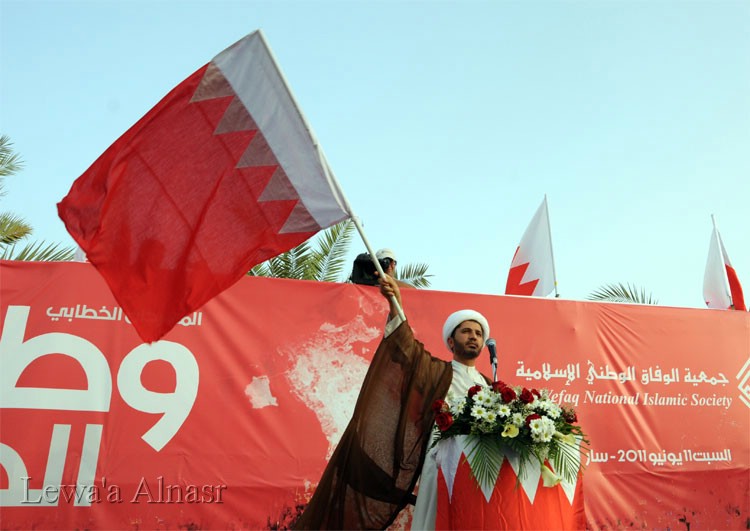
[255,30,406,321]
[544,194,560,298]
[711,214,733,307]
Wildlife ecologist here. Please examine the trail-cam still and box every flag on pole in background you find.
[703,218,746,311]
[58,30,352,342]
[505,196,557,297]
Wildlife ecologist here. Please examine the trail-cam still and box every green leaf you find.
[464,434,504,493]
[587,282,658,305]
[1,240,76,261]
[0,134,24,181]
[246,218,434,287]
[311,219,354,282]
[395,262,433,288]
[0,213,33,244]
[550,439,584,484]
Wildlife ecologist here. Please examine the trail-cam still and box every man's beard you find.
[454,345,481,360]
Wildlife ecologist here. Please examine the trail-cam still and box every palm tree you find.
[587,282,658,305]
[249,219,433,287]
[0,135,75,261]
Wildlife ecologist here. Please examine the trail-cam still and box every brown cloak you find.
[293,321,453,530]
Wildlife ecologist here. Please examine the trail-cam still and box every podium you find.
[434,435,585,530]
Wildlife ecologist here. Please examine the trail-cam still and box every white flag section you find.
[704,229,732,309]
[703,219,747,311]
[505,196,557,297]
[211,31,350,229]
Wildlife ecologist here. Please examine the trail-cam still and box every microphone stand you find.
[487,338,498,383]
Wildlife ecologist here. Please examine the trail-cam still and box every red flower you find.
[432,399,447,413]
[491,380,507,392]
[468,385,483,398]
[435,412,454,431]
[520,388,535,404]
[525,413,541,426]
[531,388,541,398]
[563,409,578,423]
[500,386,517,403]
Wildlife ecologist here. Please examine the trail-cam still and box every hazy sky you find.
[1,0,748,309]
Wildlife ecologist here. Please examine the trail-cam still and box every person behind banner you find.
[349,248,414,289]
[293,274,491,530]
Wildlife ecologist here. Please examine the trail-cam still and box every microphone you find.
[486,338,498,374]
[486,338,498,382]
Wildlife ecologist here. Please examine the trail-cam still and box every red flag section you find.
[726,265,747,311]
[504,248,539,296]
[58,31,350,342]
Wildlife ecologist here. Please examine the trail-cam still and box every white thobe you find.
[410,360,487,530]
[384,315,487,530]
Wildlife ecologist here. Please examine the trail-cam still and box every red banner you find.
[1,261,748,529]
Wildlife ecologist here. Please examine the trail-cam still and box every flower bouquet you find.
[432,381,588,490]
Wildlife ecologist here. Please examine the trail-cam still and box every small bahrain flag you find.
[703,219,746,311]
[505,196,556,297]
[58,30,351,342]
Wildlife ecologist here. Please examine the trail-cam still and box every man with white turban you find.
[295,274,492,530]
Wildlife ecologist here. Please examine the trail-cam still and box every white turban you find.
[442,309,490,351]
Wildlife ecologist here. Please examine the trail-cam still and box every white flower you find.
[496,404,511,418]
[449,398,466,416]
[535,399,562,419]
[511,412,525,427]
[529,416,557,443]
[471,405,488,420]
[474,388,496,407]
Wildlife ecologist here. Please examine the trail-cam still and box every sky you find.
[1,0,748,310]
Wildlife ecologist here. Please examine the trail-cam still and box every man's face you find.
[448,320,484,362]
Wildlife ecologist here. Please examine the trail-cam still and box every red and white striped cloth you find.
[59,31,351,341]
[505,196,556,297]
[703,221,746,311]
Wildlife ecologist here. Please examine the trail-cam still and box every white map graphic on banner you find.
[285,303,381,459]
[245,376,278,408]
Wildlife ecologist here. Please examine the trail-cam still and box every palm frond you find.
[1,240,76,261]
[246,221,354,282]
[247,263,269,276]
[396,262,433,288]
[464,434,504,493]
[587,282,658,305]
[0,135,24,181]
[245,220,435,287]
[550,437,588,484]
[0,213,33,244]
[311,220,354,282]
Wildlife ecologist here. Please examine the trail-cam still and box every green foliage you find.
[0,135,76,261]
[465,435,504,492]
[250,219,433,287]
[1,240,76,261]
[0,135,24,180]
[308,219,355,282]
[248,220,354,281]
[395,262,433,288]
[587,282,658,305]
[0,212,32,245]
[551,435,588,484]
[432,385,589,489]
